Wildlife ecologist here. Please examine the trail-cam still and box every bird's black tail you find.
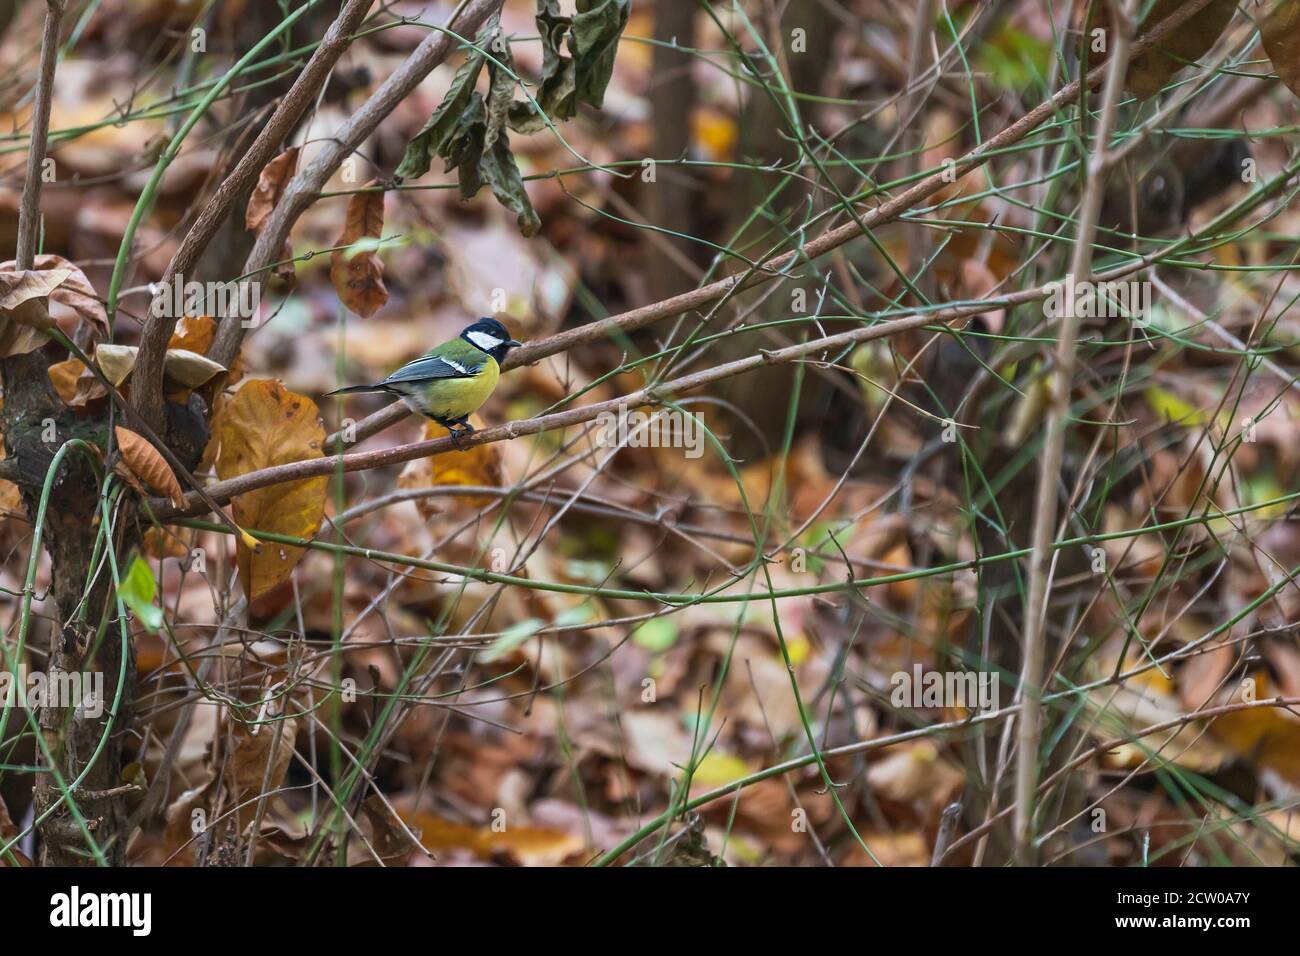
[324,384,389,396]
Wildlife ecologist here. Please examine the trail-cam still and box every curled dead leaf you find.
[115,426,185,507]
[329,181,388,318]
[0,254,108,340]
[0,267,66,357]
[94,342,227,388]
[246,145,300,235]
[48,357,87,405]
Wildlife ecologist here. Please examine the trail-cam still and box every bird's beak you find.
[506,338,523,347]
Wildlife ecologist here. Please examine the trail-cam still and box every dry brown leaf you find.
[47,355,107,409]
[245,145,300,234]
[396,416,501,515]
[94,342,226,388]
[0,267,66,357]
[114,426,185,507]
[1262,0,1300,99]
[351,796,425,867]
[227,708,299,829]
[215,379,327,601]
[0,254,107,340]
[329,181,388,318]
[0,266,69,314]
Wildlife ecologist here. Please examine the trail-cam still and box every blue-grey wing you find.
[382,353,482,384]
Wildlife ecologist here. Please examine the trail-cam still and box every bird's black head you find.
[460,317,522,362]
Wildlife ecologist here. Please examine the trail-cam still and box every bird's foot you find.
[433,418,461,449]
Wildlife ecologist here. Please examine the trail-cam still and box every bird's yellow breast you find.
[404,357,499,422]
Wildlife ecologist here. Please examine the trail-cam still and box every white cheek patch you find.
[467,330,503,351]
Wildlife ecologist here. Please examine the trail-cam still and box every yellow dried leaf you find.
[396,416,501,515]
[1210,672,1300,785]
[48,357,86,405]
[167,314,216,355]
[94,342,226,388]
[404,810,584,865]
[215,380,327,601]
[95,343,138,386]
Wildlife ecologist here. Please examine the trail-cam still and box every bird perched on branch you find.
[327,317,522,446]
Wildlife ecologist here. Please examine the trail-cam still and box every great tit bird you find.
[327,317,522,445]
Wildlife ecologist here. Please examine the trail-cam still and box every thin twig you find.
[14,1,65,270]
[1014,0,1138,866]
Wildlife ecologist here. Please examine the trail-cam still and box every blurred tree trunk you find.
[715,1,838,459]
[645,0,699,300]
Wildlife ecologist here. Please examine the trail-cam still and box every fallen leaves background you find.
[0,0,1299,868]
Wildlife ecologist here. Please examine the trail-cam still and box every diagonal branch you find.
[132,0,378,432]
[207,0,506,371]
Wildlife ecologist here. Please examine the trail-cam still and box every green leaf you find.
[395,32,488,180]
[633,617,678,653]
[554,605,594,627]
[485,34,517,148]
[119,555,163,632]
[571,0,630,109]
[509,0,578,133]
[444,93,488,199]
[480,131,541,237]
[976,24,1051,92]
